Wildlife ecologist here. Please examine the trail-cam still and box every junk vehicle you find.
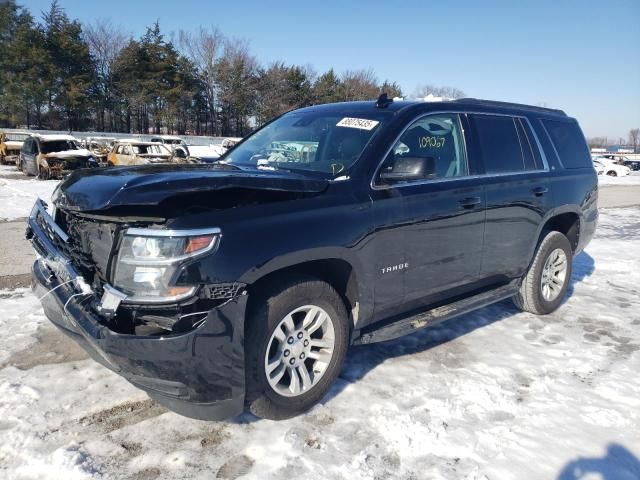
[27,96,597,420]
[107,140,197,166]
[83,137,116,165]
[0,131,29,165]
[19,134,98,179]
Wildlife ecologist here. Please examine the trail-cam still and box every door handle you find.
[531,186,549,197]
[458,197,481,209]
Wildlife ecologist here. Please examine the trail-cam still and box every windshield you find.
[225,111,388,177]
[132,144,170,155]
[40,140,79,153]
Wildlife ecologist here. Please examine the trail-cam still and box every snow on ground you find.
[1,208,640,480]
[0,165,25,177]
[0,175,59,222]
[598,171,640,186]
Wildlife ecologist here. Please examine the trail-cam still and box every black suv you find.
[27,97,598,420]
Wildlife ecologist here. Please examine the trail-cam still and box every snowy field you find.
[598,171,640,186]
[0,207,639,480]
[0,167,59,222]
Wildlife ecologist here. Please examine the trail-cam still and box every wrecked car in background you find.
[0,131,29,165]
[83,137,116,165]
[107,140,198,166]
[18,134,98,179]
[150,135,190,157]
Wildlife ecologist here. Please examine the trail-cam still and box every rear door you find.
[371,112,486,315]
[466,113,553,280]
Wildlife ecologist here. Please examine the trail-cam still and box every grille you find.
[199,282,245,300]
[55,209,119,284]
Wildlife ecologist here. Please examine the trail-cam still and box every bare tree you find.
[216,37,258,136]
[413,84,465,99]
[341,68,379,101]
[629,128,640,153]
[179,26,224,135]
[83,19,127,130]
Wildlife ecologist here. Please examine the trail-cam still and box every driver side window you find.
[379,113,467,184]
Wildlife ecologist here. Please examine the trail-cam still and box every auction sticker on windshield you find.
[336,117,380,130]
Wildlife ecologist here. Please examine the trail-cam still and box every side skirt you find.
[354,280,520,345]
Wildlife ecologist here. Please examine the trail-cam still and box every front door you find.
[370,113,486,316]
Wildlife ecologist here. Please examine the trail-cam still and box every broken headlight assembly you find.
[112,227,221,303]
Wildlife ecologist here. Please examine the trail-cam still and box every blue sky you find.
[24,0,640,139]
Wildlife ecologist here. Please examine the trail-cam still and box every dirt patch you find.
[0,326,88,370]
[0,273,32,290]
[79,399,167,433]
[216,454,255,479]
[128,467,161,480]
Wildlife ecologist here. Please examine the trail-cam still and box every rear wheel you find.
[606,170,617,176]
[245,277,349,419]
[513,231,573,315]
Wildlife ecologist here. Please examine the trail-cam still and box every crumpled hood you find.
[44,148,93,159]
[54,164,329,212]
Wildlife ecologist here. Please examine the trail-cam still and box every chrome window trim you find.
[371,110,550,191]
[539,119,564,169]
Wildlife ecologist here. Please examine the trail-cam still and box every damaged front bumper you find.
[27,200,247,420]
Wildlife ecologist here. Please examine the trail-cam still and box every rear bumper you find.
[27,200,247,420]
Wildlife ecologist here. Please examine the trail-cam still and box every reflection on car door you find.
[21,138,38,175]
[370,113,486,319]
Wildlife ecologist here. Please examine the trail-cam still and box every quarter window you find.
[378,113,467,183]
[470,114,527,174]
[542,119,591,169]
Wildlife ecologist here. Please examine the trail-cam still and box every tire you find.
[245,276,349,420]
[513,231,573,315]
[606,170,617,176]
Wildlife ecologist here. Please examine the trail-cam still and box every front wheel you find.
[513,231,573,315]
[606,170,617,176]
[245,277,349,420]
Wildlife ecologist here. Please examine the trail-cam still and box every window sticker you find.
[418,136,446,148]
[336,117,380,131]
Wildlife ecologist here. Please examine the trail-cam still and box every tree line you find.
[1,1,464,137]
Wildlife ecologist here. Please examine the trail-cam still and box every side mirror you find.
[379,156,435,183]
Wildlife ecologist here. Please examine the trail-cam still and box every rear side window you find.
[541,119,591,169]
[470,115,526,174]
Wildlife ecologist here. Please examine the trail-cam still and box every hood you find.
[54,164,329,212]
[44,148,93,159]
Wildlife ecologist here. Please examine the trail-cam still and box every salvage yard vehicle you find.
[83,137,116,165]
[150,135,190,157]
[0,131,29,164]
[18,134,98,179]
[27,96,597,421]
[106,140,195,166]
[592,157,630,176]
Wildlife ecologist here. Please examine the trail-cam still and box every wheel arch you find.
[536,207,582,253]
[245,255,364,330]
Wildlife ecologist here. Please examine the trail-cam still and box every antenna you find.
[375,93,393,109]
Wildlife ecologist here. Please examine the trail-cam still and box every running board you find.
[355,281,520,345]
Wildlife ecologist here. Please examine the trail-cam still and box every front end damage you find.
[26,199,247,420]
[38,152,97,179]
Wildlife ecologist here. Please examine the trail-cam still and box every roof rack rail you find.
[453,98,566,116]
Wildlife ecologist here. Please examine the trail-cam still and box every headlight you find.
[113,227,221,303]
